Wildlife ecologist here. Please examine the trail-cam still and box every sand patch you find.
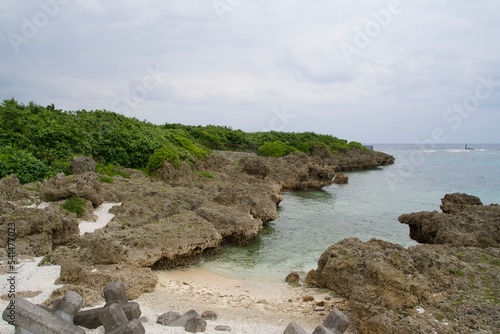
[79,202,121,235]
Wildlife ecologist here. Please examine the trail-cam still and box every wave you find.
[446,149,472,153]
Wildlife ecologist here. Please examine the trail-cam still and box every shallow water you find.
[200,144,500,282]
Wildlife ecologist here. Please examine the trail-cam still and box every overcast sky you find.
[1,1,499,143]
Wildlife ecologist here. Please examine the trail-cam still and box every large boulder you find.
[0,205,80,257]
[41,172,103,207]
[71,156,96,175]
[316,238,429,311]
[0,174,32,202]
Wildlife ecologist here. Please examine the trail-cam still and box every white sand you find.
[79,202,122,235]
[1,259,344,334]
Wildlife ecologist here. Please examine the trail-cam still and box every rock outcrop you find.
[333,173,349,184]
[399,193,500,247]
[0,174,32,203]
[71,156,96,175]
[315,194,500,334]
[0,205,80,257]
[41,172,103,207]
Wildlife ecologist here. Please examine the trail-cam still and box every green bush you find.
[147,146,180,171]
[347,141,365,150]
[173,134,209,160]
[96,164,130,178]
[257,140,294,157]
[0,148,51,183]
[99,175,114,183]
[61,195,86,217]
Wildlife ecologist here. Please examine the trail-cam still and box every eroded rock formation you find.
[315,194,500,334]
[399,193,500,247]
[1,149,394,305]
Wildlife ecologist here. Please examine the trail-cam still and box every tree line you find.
[0,99,364,183]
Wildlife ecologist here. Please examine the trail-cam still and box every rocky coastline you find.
[311,193,500,334]
[0,148,394,307]
[2,147,498,334]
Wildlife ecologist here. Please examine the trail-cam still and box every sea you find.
[199,144,500,283]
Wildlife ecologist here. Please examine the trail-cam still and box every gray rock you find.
[74,281,141,329]
[185,317,207,333]
[72,156,96,174]
[2,296,85,334]
[201,310,217,321]
[312,325,334,334]
[157,311,182,325]
[285,272,301,287]
[52,291,84,323]
[100,303,145,334]
[284,322,308,334]
[323,309,350,333]
[167,309,200,327]
[215,325,232,331]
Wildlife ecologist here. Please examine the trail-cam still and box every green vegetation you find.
[96,164,130,179]
[0,99,365,183]
[61,195,86,217]
[99,175,114,183]
[257,140,295,157]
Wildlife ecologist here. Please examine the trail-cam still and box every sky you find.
[1,0,500,143]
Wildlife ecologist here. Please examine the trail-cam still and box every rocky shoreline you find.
[0,148,394,307]
[1,148,498,334]
[311,193,500,334]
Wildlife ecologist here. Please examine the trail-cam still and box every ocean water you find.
[200,144,500,283]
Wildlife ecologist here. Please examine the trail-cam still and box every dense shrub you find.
[147,146,180,171]
[61,195,86,217]
[0,148,52,183]
[257,141,295,157]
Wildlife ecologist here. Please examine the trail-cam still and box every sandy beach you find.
[0,258,352,334]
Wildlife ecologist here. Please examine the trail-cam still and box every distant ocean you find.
[200,144,500,283]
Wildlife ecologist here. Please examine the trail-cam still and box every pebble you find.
[215,325,232,331]
[303,296,314,302]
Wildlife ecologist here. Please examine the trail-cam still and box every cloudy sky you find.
[1,1,499,143]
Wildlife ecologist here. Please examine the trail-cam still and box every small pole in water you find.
[465,144,468,150]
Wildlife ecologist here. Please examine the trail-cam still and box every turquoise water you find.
[200,144,500,282]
